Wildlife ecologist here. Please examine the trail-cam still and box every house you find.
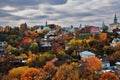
[40,38,52,52]
[80,26,99,34]
[89,26,100,34]
[111,38,120,47]
[78,51,95,60]
[0,41,8,48]
[102,61,110,69]
[63,25,74,33]
[0,48,5,58]
[115,62,120,78]
[116,62,120,70]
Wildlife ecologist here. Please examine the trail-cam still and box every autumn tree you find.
[27,52,56,68]
[43,62,57,79]
[38,29,49,38]
[6,45,21,56]
[77,56,102,80]
[52,43,63,53]
[52,62,79,80]
[7,66,29,80]
[99,72,119,80]
[29,42,39,54]
[21,68,47,80]
[100,32,107,42]
[25,30,38,37]
[4,26,11,32]
[108,51,120,65]
[114,42,120,51]
[86,56,102,73]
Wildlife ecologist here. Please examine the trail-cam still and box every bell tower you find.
[114,14,117,24]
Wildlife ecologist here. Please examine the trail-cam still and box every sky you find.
[0,0,120,27]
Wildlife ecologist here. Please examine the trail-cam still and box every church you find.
[109,14,120,32]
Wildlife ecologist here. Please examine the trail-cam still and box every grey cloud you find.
[0,10,12,17]
[0,0,68,7]
[0,0,120,27]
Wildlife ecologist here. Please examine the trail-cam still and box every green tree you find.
[29,42,39,54]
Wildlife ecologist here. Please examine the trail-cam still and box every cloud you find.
[0,0,120,27]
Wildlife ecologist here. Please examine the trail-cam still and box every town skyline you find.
[0,0,120,27]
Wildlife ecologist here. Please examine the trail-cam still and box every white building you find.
[78,51,95,60]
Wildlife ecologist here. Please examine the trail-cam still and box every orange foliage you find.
[86,56,102,72]
[53,43,63,53]
[43,62,57,77]
[21,68,47,80]
[22,38,32,43]
[100,33,107,42]
[111,51,120,61]
[52,63,79,80]
[8,66,29,80]
[25,30,38,37]
[99,72,119,80]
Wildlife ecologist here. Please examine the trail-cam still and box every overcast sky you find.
[0,0,119,27]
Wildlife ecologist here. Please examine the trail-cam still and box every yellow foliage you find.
[16,53,28,59]
[69,39,83,46]
[26,51,36,64]
[8,66,29,80]
[21,68,47,80]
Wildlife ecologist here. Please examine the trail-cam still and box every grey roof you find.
[80,51,95,56]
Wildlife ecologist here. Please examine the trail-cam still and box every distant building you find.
[78,51,95,60]
[40,38,52,52]
[80,26,99,34]
[89,26,100,33]
[36,26,44,32]
[109,14,120,32]
[63,25,74,33]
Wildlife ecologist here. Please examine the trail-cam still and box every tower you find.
[44,20,50,30]
[45,20,48,27]
[102,21,105,27]
[114,14,117,24]
[109,14,120,32]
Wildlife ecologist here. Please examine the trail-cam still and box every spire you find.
[44,20,50,30]
[114,14,117,23]
[45,20,48,26]
[102,21,105,27]
[79,24,82,28]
